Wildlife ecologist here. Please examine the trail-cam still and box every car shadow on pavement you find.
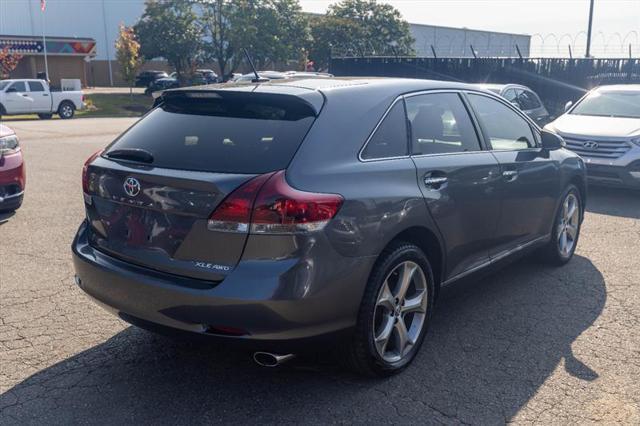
[0,255,605,424]
[586,186,640,219]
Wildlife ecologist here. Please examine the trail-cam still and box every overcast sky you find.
[299,0,640,56]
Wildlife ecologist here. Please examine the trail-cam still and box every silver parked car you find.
[478,84,550,126]
[545,85,640,190]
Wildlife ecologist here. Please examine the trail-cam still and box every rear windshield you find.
[571,90,640,119]
[105,91,317,174]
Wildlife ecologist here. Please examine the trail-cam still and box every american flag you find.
[40,0,46,12]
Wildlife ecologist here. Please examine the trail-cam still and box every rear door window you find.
[105,92,318,174]
[406,92,481,155]
[28,81,45,92]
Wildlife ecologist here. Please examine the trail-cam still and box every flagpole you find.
[41,1,49,81]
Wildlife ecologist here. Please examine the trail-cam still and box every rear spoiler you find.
[153,87,324,116]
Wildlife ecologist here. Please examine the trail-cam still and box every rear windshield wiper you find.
[105,148,154,164]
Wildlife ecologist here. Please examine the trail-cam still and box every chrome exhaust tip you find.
[253,352,296,367]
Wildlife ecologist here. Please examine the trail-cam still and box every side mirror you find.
[6,87,17,93]
[541,129,565,150]
[564,101,573,112]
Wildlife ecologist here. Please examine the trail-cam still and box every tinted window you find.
[571,90,640,119]
[361,101,408,159]
[106,92,317,174]
[9,82,26,92]
[468,94,536,150]
[517,90,541,110]
[406,93,481,155]
[28,81,45,92]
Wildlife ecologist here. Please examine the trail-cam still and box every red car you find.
[0,124,25,212]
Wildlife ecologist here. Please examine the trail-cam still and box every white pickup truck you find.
[0,79,85,119]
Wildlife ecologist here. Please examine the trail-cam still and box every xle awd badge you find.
[123,177,141,197]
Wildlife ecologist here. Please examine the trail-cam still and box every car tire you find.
[58,101,75,119]
[340,241,435,377]
[541,185,583,266]
[38,113,53,119]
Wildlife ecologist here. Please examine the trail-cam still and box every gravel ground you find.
[1,118,639,425]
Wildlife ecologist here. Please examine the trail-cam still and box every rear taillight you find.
[82,149,103,194]
[207,172,274,233]
[208,171,343,235]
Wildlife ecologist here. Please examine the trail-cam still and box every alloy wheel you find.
[373,261,429,363]
[61,105,73,118]
[557,193,580,257]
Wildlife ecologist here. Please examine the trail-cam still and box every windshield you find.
[571,90,640,119]
[0,81,10,91]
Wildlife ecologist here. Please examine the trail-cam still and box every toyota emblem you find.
[123,177,141,197]
[583,141,599,150]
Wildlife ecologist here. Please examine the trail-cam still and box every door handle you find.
[21,93,29,97]
[502,170,519,181]
[42,93,49,96]
[423,174,448,190]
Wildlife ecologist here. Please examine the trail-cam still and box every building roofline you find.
[0,34,95,42]
[408,22,531,38]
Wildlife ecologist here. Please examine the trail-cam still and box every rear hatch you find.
[83,89,320,282]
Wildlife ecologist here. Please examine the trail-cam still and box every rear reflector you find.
[208,170,343,235]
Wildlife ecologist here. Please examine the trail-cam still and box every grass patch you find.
[1,93,153,121]
[79,93,153,118]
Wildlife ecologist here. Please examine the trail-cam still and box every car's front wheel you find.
[541,185,583,265]
[341,242,435,376]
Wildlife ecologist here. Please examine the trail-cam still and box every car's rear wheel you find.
[541,185,582,265]
[58,101,75,119]
[340,242,434,376]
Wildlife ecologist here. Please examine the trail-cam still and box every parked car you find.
[144,77,179,95]
[233,71,288,83]
[545,84,640,190]
[135,70,169,87]
[0,125,25,212]
[477,84,550,126]
[0,79,84,119]
[233,71,334,84]
[284,71,334,79]
[196,69,219,84]
[73,78,586,376]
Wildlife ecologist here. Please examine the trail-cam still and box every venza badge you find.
[123,177,141,197]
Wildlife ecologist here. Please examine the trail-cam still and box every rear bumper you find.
[72,221,374,351]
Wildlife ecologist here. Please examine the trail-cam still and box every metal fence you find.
[330,57,640,115]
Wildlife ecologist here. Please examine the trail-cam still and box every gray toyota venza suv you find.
[73,78,587,376]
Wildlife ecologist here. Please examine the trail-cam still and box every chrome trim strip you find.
[442,235,549,286]
[0,190,24,203]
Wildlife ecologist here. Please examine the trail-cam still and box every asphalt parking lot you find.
[1,117,639,424]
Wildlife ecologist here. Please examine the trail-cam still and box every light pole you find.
[585,0,595,57]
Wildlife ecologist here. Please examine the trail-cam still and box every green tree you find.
[198,0,309,78]
[134,0,203,83]
[115,24,142,96]
[308,0,414,70]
